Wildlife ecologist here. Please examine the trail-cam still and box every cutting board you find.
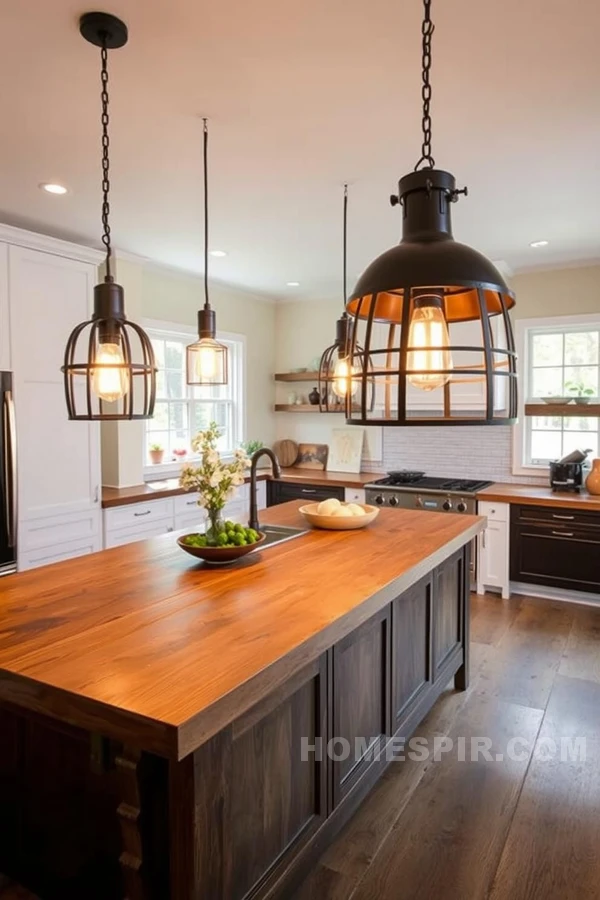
[272,439,299,468]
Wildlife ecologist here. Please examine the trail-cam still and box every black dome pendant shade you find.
[186,119,228,386]
[345,0,517,426]
[62,12,156,421]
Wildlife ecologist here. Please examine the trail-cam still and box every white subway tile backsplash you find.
[363,426,548,486]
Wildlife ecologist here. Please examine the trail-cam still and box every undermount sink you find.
[256,524,309,549]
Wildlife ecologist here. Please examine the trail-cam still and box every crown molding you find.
[0,222,104,265]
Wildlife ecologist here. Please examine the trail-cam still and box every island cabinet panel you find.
[392,573,433,731]
[433,548,466,678]
[331,606,392,807]
[170,656,328,900]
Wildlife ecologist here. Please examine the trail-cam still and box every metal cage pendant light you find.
[318,185,373,413]
[62,12,156,421]
[186,119,228,386]
[345,0,517,427]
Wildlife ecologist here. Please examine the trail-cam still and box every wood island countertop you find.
[101,467,384,508]
[477,482,600,511]
[0,501,482,761]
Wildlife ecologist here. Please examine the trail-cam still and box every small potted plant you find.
[149,442,164,465]
[180,422,250,544]
[565,380,595,405]
[240,439,264,456]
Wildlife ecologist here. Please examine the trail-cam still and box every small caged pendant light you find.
[62,12,157,421]
[186,119,228,386]
[345,0,518,427]
[318,185,373,414]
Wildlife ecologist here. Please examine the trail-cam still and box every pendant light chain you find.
[99,38,113,280]
[203,118,210,309]
[342,183,348,308]
[414,0,435,171]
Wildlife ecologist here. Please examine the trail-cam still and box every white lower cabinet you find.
[477,501,510,599]
[103,482,267,550]
[345,487,366,505]
[18,508,102,571]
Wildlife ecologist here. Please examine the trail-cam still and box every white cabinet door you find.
[0,244,10,371]
[8,245,101,524]
[477,501,510,599]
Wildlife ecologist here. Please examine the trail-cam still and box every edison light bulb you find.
[196,343,217,379]
[92,342,129,402]
[332,356,358,398]
[407,302,453,391]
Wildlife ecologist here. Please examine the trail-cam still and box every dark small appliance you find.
[549,461,584,493]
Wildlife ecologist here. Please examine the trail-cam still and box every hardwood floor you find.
[293,592,600,900]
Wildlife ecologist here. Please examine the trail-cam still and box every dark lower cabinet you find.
[510,504,600,592]
[433,548,466,678]
[392,574,433,731]
[331,606,391,806]
[267,480,345,507]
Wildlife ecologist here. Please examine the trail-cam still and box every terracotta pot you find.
[149,449,164,465]
[585,458,600,495]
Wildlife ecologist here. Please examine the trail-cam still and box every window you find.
[515,315,600,470]
[144,323,244,472]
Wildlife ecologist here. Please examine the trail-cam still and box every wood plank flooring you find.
[294,592,600,900]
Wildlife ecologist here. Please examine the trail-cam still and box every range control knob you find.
[442,499,453,511]
[415,496,424,509]
[456,500,467,513]
[389,496,398,507]
[375,494,385,505]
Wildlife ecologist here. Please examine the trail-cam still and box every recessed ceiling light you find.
[529,240,549,248]
[209,249,227,257]
[39,182,68,195]
[286,281,300,287]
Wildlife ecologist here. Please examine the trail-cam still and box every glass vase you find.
[204,507,225,546]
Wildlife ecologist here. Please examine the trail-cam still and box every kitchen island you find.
[0,501,483,900]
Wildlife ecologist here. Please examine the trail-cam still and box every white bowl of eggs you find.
[299,497,380,530]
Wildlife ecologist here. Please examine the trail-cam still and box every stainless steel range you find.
[365,471,492,515]
[365,471,492,585]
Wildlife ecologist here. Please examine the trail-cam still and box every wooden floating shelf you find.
[274,404,346,413]
[525,403,600,417]
[274,371,320,382]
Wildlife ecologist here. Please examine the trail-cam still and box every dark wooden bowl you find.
[177,532,266,565]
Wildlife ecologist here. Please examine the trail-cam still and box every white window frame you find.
[142,319,246,481]
[513,313,600,475]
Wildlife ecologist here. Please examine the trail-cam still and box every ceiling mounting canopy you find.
[345,0,517,427]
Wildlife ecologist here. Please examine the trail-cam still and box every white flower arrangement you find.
[179,422,250,513]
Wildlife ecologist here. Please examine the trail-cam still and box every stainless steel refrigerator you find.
[0,371,17,575]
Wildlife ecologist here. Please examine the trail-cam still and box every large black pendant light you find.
[318,185,372,413]
[345,0,517,426]
[186,119,228,386]
[62,12,156,421]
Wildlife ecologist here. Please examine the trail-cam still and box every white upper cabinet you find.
[7,243,101,522]
[0,243,9,371]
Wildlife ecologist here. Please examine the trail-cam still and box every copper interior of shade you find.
[347,287,515,324]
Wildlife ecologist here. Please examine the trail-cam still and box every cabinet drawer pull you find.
[134,509,152,517]
[301,489,317,494]
[552,530,574,537]
[552,514,574,520]
[186,500,197,506]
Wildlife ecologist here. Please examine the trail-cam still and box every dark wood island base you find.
[0,504,478,900]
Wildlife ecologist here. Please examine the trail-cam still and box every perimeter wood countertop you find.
[0,501,481,761]
[477,482,600,511]
[101,468,384,508]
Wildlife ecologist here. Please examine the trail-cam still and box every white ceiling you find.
[1,0,600,302]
